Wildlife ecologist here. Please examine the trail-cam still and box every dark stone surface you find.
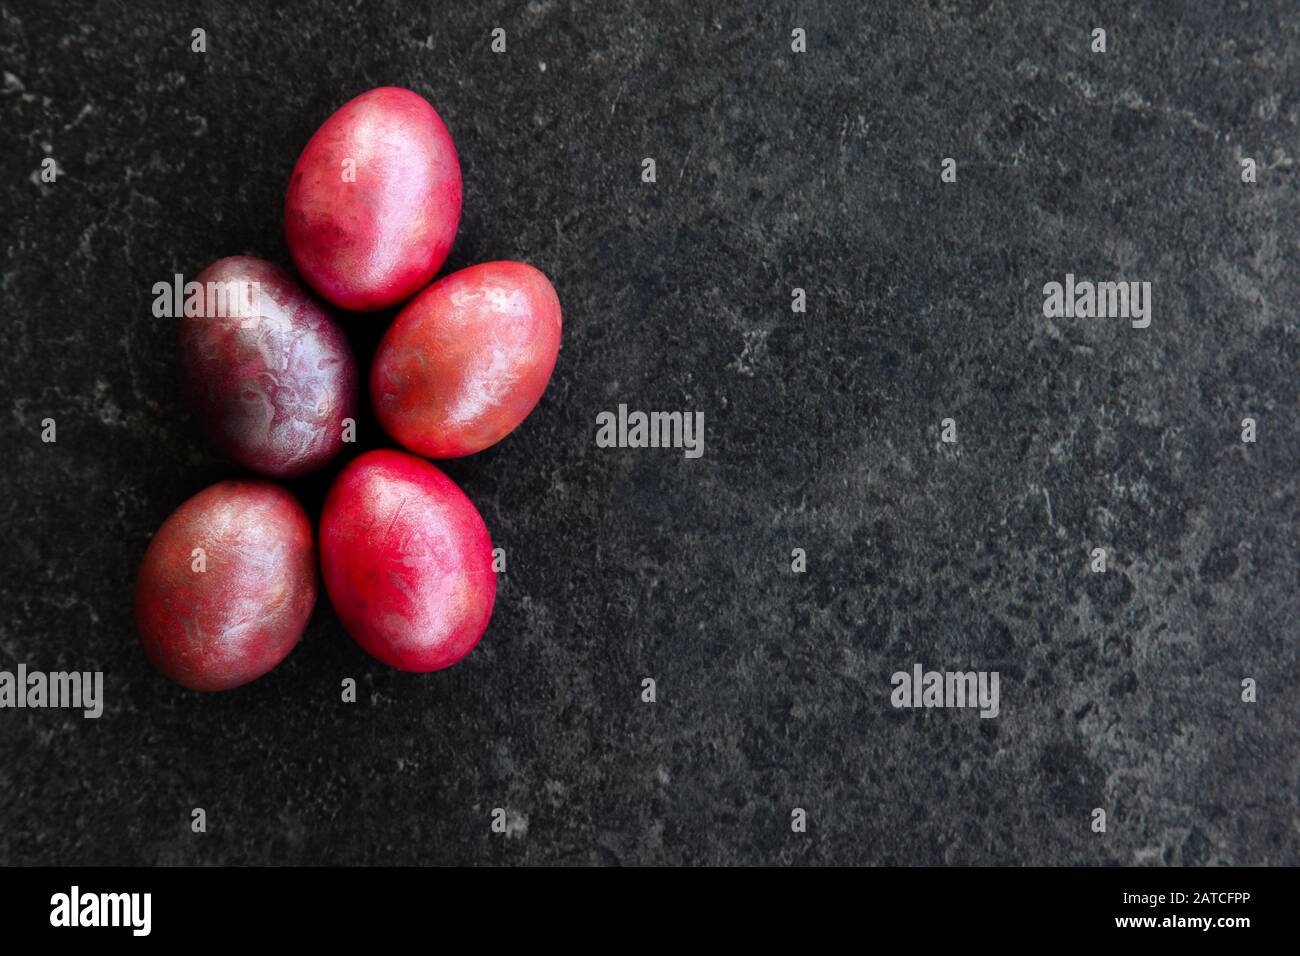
[1,1,1296,865]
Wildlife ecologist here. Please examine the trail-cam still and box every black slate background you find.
[1,0,1296,866]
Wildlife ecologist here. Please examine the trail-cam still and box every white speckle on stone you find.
[504,809,528,838]
[93,380,125,426]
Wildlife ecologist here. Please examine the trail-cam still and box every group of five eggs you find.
[135,87,562,691]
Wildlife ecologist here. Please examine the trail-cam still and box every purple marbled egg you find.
[178,256,358,477]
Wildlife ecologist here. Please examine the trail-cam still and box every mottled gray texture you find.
[0,0,1296,865]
